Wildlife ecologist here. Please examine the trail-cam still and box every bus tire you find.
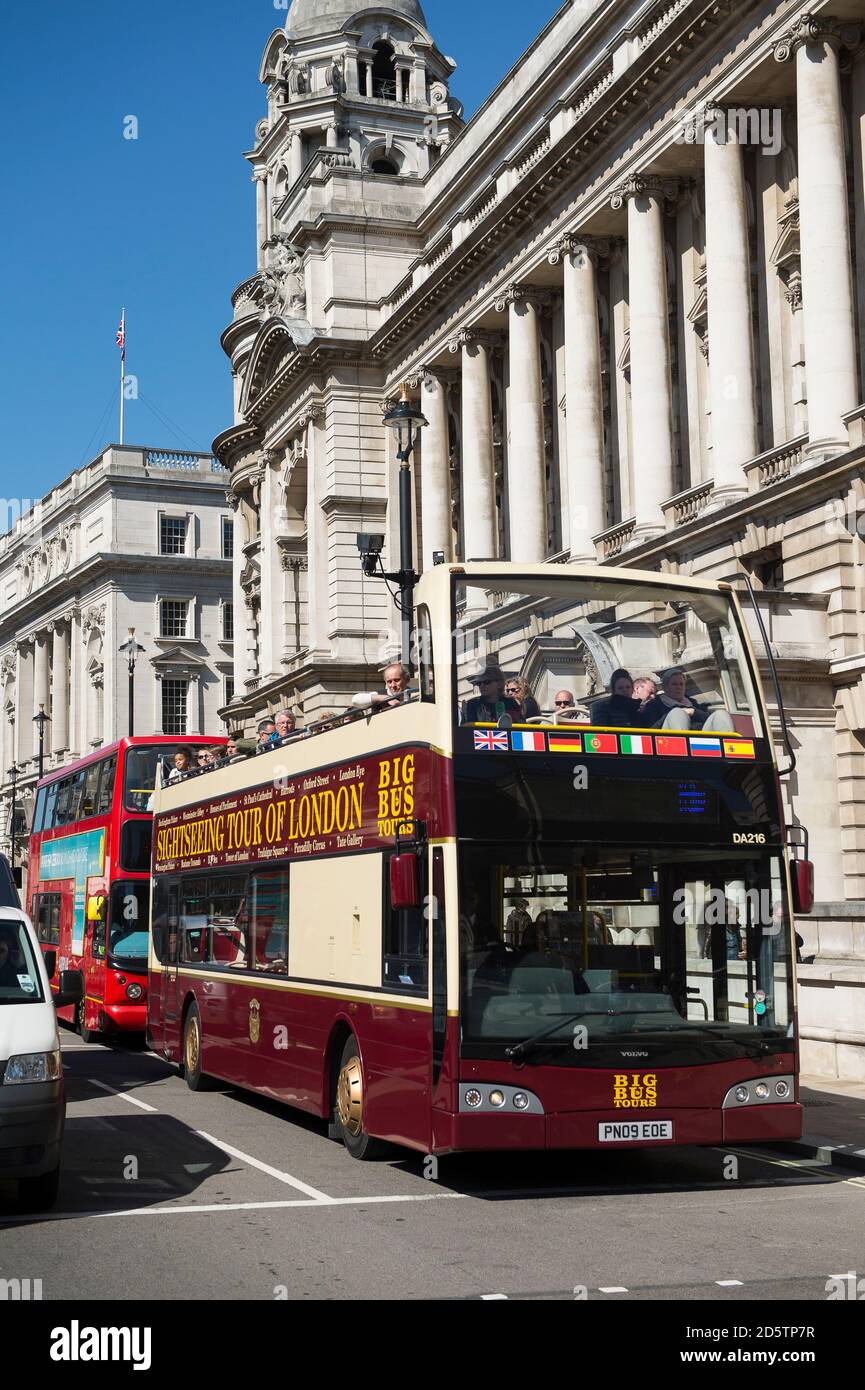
[18,1165,60,1212]
[333,1036,385,1161]
[182,1003,212,1091]
[77,998,101,1046]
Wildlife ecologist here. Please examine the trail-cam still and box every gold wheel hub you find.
[336,1056,364,1137]
[186,1017,200,1074]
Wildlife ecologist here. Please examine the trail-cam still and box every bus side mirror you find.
[54,971,84,1008]
[791,860,814,915]
[44,949,57,980]
[390,854,419,910]
[87,895,106,922]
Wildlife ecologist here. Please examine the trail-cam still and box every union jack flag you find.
[473,729,509,751]
[116,313,126,361]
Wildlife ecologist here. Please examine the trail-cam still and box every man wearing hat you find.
[461,666,522,724]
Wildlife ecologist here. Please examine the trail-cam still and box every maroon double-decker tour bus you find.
[148,563,812,1159]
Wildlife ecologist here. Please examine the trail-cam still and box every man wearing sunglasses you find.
[461,666,521,724]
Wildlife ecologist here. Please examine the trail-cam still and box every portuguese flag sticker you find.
[585,732,618,754]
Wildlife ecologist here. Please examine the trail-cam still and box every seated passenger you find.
[274,709,297,740]
[552,690,591,723]
[352,662,414,711]
[504,677,541,721]
[632,676,657,711]
[461,666,521,724]
[255,719,279,753]
[195,750,216,772]
[590,670,645,727]
[640,668,735,732]
[167,748,194,783]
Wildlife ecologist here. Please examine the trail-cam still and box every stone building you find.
[0,446,234,868]
[215,0,865,1079]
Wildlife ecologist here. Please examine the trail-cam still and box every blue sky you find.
[1,0,560,503]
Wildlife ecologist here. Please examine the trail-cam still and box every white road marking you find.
[194,1130,331,1202]
[716,1279,744,1287]
[86,1078,158,1113]
[98,1191,468,1217]
[598,1285,629,1293]
[480,1293,509,1300]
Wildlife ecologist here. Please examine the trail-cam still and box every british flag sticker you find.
[473,729,510,751]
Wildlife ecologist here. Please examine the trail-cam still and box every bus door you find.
[657,860,750,1028]
[158,882,183,1057]
[83,877,109,1027]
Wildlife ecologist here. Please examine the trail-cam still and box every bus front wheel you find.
[77,998,101,1046]
[333,1037,385,1161]
[182,1004,212,1092]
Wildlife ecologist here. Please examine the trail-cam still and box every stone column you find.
[304,406,328,656]
[14,644,32,765]
[775,17,859,455]
[848,51,865,396]
[450,330,497,561]
[68,607,81,757]
[702,106,758,494]
[551,236,607,558]
[611,175,677,534]
[495,285,549,562]
[51,623,69,755]
[419,370,453,568]
[289,130,304,186]
[253,171,267,270]
[33,632,49,728]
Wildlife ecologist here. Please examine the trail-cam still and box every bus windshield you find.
[453,575,762,737]
[459,844,793,1060]
[123,745,219,813]
[109,881,150,968]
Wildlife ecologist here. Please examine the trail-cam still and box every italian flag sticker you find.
[620,734,652,755]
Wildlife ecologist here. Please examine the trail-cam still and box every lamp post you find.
[33,703,49,781]
[7,763,19,869]
[381,386,427,668]
[118,629,146,737]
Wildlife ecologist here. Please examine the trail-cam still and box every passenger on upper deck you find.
[352,662,414,712]
[504,677,541,721]
[274,709,296,740]
[640,668,735,733]
[167,748,194,784]
[461,667,522,725]
[590,670,646,728]
[633,676,657,709]
[255,720,278,753]
[552,690,591,723]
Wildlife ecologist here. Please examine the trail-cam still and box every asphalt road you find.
[2,1029,864,1302]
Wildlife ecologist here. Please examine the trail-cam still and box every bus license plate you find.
[598,1120,673,1143]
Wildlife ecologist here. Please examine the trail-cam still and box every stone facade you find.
[0,446,234,870]
[215,0,865,1079]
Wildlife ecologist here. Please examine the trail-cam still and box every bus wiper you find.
[505,1011,618,1062]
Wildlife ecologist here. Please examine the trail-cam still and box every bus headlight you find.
[513,1092,530,1110]
[775,1080,790,1099]
[488,1090,506,1107]
[734,1086,749,1103]
[126,982,144,1002]
[4,1051,62,1084]
[754,1082,770,1099]
[464,1089,482,1108]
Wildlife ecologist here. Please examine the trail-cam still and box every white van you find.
[0,905,83,1210]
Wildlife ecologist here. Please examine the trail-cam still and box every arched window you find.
[372,40,397,100]
[371,157,398,175]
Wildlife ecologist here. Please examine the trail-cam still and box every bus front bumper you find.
[0,1081,64,1178]
[101,1002,147,1032]
[434,1103,803,1153]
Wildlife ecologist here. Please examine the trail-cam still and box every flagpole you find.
[119,308,126,446]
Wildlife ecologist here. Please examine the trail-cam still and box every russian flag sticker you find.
[690,737,722,758]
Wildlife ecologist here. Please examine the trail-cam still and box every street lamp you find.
[33,703,49,780]
[7,763,19,870]
[377,385,428,667]
[118,628,146,738]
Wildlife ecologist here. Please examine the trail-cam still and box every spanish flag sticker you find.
[724,739,756,759]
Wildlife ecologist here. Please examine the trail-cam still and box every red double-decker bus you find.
[28,735,225,1042]
[149,563,813,1160]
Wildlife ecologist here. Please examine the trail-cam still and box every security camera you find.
[357,533,385,578]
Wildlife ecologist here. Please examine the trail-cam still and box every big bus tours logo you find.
[613,1074,658,1109]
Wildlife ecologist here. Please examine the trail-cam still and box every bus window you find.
[50,896,61,946]
[53,778,71,827]
[96,756,117,816]
[250,870,289,973]
[90,915,107,961]
[32,787,47,835]
[119,821,152,874]
[44,780,59,829]
[81,761,101,819]
[66,770,86,824]
[382,852,427,990]
[416,603,435,702]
